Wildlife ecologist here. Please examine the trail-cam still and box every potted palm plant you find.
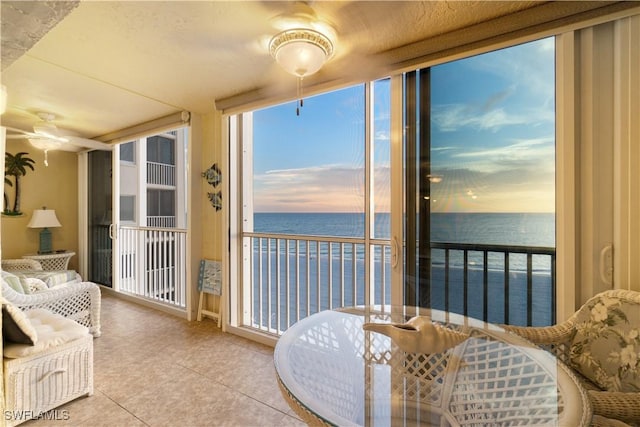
[4,151,35,216]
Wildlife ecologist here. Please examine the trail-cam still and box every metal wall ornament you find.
[207,191,222,211]
[202,163,222,188]
[202,163,222,211]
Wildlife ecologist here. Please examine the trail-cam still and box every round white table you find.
[274,306,592,426]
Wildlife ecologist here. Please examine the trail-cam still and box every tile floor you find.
[25,293,305,427]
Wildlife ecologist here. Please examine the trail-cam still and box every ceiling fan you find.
[5,112,111,165]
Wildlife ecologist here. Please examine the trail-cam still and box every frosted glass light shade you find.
[270,29,333,77]
[28,209,62,229]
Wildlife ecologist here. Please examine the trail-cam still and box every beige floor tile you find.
[24,293,298,427]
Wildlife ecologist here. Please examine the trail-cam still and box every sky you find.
[252,37,555,213]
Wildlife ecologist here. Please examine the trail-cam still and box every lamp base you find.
[38,227,54,254]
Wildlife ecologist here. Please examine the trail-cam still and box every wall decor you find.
[207,191,222,211]
[202,163,222,188]
[4,151,35,216]
[197,259,222,296]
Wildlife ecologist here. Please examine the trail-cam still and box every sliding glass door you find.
[404,38,557,326]
[87,150,114,286]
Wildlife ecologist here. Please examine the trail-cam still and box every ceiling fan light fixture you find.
[270,28,334,115]
[270,28,333,78]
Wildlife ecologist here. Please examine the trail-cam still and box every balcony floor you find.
[24,293,304,426]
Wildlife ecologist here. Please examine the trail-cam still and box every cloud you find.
[480,86,514,112]
[432,103,551,133]
[428,165,555,213]
[375,130,390,141]
[254,164,391,212]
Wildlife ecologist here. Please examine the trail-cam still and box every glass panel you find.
[408,38,556,326]
[88,150,113,287]
[252,85,365,237]
[119,195,135,222]
[119,141,135,163]
[373,78,392,305]
[373,78,391,240]
[147,135,175,165]
[147,189,175,217]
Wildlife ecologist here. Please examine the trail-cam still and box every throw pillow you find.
[1,270,27,294]
[570,294,640,392]
[1,298,38,345]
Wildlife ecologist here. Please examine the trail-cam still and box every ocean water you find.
[255,212,554,246]
[251,212,556,328]
[254,212,554,271]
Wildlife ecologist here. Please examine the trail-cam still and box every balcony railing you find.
[118,225,187,309]
[244,233,556,335]
[147,216,176,228]
[429,242,556,326]
[147,161,175,186]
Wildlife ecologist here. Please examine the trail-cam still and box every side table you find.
[22,252,76,271]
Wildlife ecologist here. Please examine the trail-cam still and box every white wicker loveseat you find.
[2,301,94,426]
[1,271,102,337]
[503,289,640,426]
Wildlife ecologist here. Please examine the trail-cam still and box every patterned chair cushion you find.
[13,270,79,288]
[570,293,640,392]
[1,271,31,294]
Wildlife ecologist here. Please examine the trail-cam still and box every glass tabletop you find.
[274,306,592,427]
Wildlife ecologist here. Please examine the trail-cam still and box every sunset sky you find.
[252,37,555,213]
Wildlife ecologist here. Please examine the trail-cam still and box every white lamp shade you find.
[27,209,62,228]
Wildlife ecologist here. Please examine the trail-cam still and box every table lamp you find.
[27,208,62,254]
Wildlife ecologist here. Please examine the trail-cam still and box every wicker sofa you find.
[503,289,640,426]
[2,304,94,426]
[1,270,102,337]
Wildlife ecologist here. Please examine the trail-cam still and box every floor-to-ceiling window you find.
[231,37,556,336]
[234,81,391,334]
[86,127,189,309]
[405,38,556,326]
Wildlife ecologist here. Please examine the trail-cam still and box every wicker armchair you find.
[1,278,102,337]
[2,259,43,271]
[502,289,640,426]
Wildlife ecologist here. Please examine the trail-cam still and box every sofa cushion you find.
[1,298,38,345]
[570,294,640,392]
[3,308,89,359]
[13,270,79,288]
[1,270,30,294]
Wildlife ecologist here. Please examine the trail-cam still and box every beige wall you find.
[2,140,79,271]
[195,110,225,320]
[200,111,224,262]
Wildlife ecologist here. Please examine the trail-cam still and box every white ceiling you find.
[0,1,632,142]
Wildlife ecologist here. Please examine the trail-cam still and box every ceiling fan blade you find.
[6,134,32,140]
[66,136,112,151]
[5,126,39,138]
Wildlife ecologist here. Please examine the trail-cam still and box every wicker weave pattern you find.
[1,280,102,337]
[502,289,640,426]
[2,259,43,271]
[277,309,592,426]
[22,253,75,271]
[3,334,93,427]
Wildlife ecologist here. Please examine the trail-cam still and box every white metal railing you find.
[118,226,187,308]
[147,161,175,186]
[147,216,176,228]
[245,232,391,335]
[243,233,557,336]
